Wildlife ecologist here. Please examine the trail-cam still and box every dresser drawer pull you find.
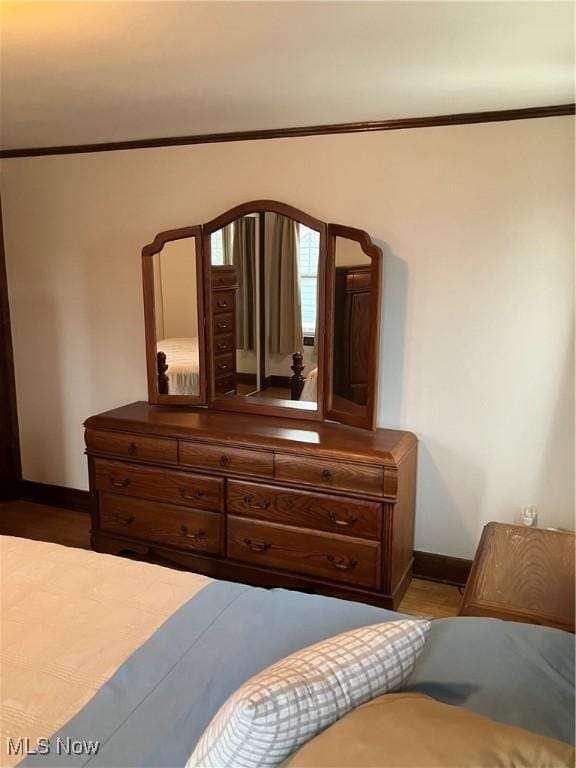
[215,321,229,331]
[108,475,131,489]
[327,511,358,527]
[243,537,271,553]
[216,342,229,351]
[127,442,138,456]
[217,362,229,371]
[180,525,206,541]
[112,512,135,526]
[216,299,229,309]
[321,469,332,482]
[219,455,229,467]
[326,554,358,571]
[243,495,271,510]
[178,486,204,501]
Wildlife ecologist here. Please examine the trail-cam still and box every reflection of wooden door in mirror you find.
[334,265,372,405]
[325,226,382,430]
[203,201,327,422]
[142,226,207,405]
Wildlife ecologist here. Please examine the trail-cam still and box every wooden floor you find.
[0,500,462,618]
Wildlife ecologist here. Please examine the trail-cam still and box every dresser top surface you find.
[85,401,416,466]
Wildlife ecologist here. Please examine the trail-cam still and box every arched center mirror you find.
[142,201,382,429]
[203,201,326,417]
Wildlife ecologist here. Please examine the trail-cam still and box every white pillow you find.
[188,618,430,768]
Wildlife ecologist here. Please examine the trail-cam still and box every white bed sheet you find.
[157,337,200,396]
[300,366,318,402]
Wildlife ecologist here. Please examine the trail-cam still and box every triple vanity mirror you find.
[142,201,382,430]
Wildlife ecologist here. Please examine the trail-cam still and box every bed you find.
[156,337,200,396]
[2,535,574,767]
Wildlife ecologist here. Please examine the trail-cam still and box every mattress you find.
[1,535,574,768]
[156,337,200,396]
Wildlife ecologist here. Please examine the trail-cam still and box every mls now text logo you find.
[7,737,100,757]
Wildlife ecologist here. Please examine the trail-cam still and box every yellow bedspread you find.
[0,536,212,767]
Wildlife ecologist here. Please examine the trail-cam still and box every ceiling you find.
[0,1,574,151]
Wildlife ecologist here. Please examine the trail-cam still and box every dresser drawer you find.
[214,333,235,355]
[274,454,383,496]
[213,312,234,335]
[228,517,380,589]
[213,290,235,315]
[212,270,237,288]
[227,481,381,540]
[100,494,224,555]
[94,459,224,512]
[214,353,235,377]
[179,441,273,478]
[214,373,236,394]
[86,429,177,463]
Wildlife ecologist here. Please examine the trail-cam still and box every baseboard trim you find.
[413,550,472,587]
[19,480,90,514]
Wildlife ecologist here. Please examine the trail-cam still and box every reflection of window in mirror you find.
[298,226,320,343]
[152,239,200,397]
[211,229,225,265]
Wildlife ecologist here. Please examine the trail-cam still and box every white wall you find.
[1,116,573,558]
[156,238,198,339]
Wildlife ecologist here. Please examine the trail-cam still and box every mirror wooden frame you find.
[324,224,383,430]
[202,200,328,422]
[142,226,207,405]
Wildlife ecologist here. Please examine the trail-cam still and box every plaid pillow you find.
[188,619,430,768]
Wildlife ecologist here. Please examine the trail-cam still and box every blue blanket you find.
[22,581,575,767]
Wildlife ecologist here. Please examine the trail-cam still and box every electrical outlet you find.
[520,505,538,527]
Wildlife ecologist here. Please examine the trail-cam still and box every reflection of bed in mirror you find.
[156,337,200,396]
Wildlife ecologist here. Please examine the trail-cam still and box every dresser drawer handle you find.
[216,342,229,351]
[219,455,229,467]
[326,554,358,571]
[180,525,206,541]
[217,363,229,371]
[216,321,228,331]
[321,469,332,482]
[328,511,358,527]
[108,475,131,489]
[178,486,204,500]
[243,537,271,553]
[112,512,135,526]
[127,442,138,456]
[243,495,271,510]
[216,300,229,309]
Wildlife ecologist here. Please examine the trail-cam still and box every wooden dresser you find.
[85,402,418,609]
[211,265,238,395]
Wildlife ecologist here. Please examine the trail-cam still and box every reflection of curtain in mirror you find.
[232,218,256,351]
[269,216,303,355]
[222,224,233,266]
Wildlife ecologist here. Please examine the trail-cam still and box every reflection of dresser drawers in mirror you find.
[211,265,238,394]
